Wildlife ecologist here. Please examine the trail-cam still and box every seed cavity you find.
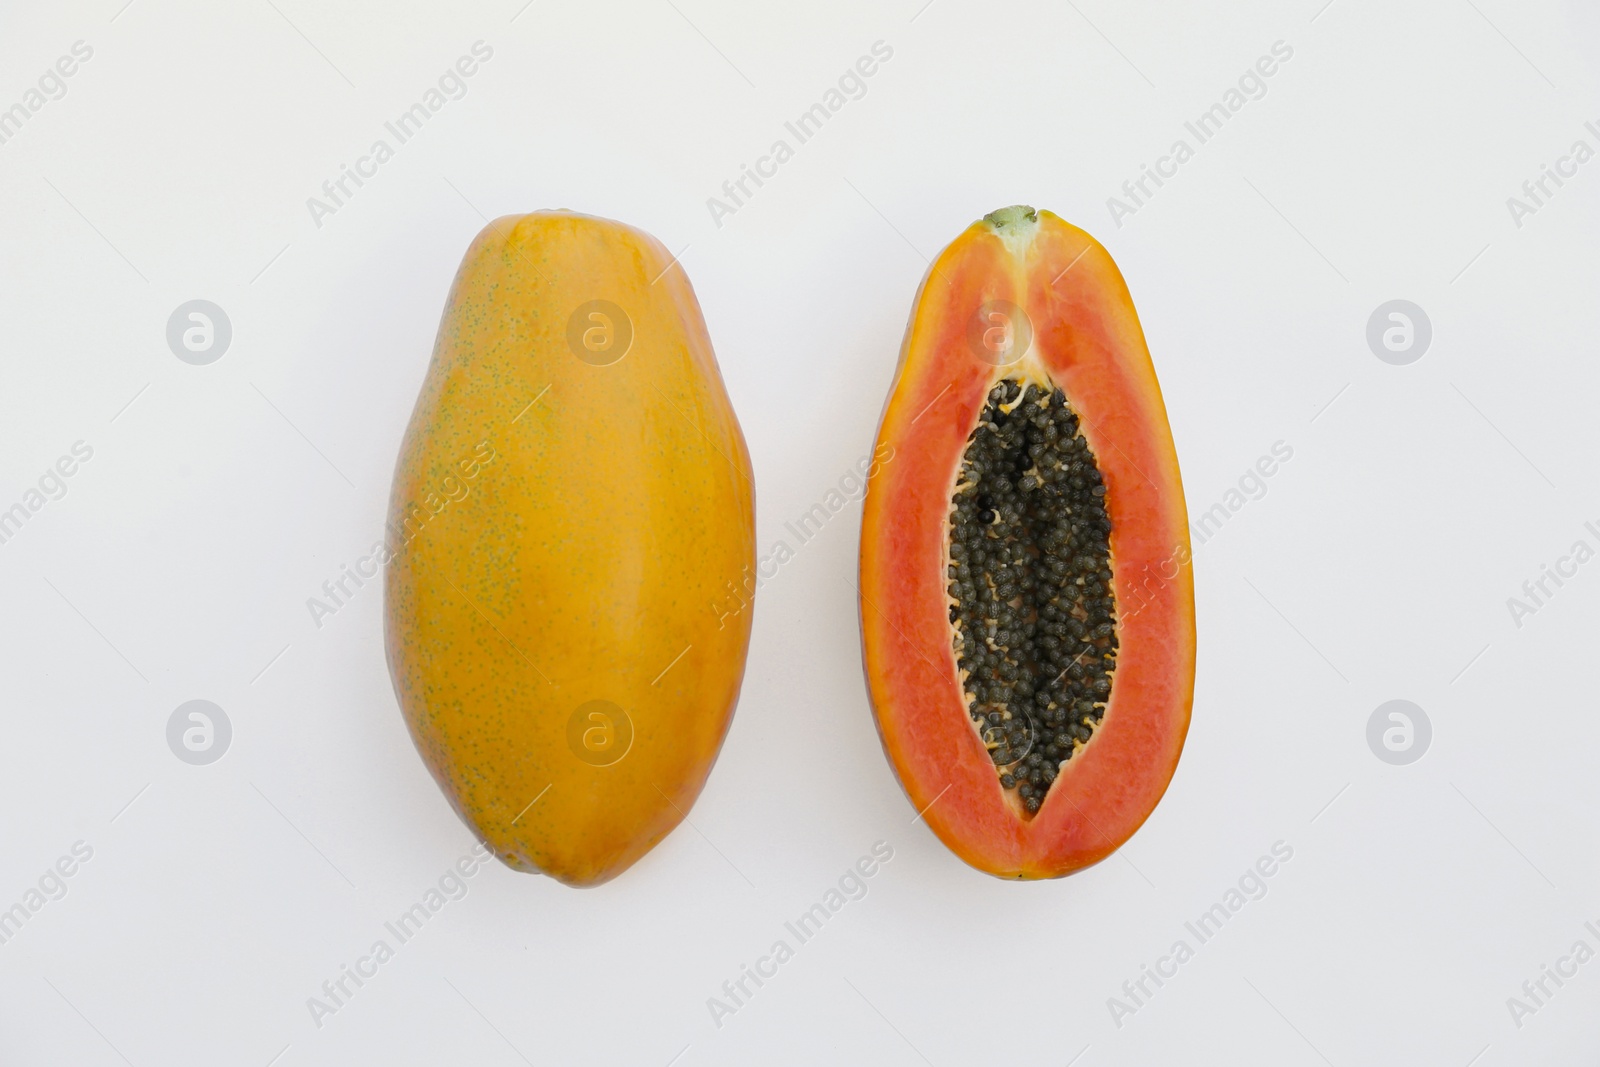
[946,378,1117,816]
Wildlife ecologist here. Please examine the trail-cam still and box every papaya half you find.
[859,206,1194,880]
[384,211,754,887]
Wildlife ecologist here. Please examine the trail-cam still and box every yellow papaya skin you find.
[384,211,755,887]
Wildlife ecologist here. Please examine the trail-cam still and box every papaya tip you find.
[982,205,1038,232]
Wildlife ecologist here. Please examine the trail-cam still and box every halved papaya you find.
[859,206,1194,880]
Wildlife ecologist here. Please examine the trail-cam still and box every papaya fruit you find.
[859,206,1194,880]
[385,211,754,887]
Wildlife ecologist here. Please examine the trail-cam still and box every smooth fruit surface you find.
[859,206,1194,879]
[385,211,755,887]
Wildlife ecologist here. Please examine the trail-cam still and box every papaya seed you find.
[946,380,1117,817]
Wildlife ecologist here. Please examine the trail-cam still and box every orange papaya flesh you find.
[859,206,1194,880]
[385,211,755,887]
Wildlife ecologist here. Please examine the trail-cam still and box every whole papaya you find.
[384,211,754,887]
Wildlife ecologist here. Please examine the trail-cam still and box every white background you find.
[2,0,1599,1063]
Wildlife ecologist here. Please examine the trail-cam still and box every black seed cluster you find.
[947,379,1117,816]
